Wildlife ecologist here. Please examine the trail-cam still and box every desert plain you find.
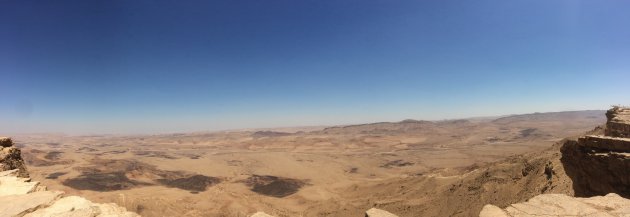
[10,110,605,216]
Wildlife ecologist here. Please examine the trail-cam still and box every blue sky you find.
[1,0,629,134]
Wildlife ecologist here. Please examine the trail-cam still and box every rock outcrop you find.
[0,137,139,217]
[250,212,275,217]
[365,208,399,217]
[480,193,630,217]
[0,137,29,178]
[561,106,630,197]
[606,106,630,138]
[481,106,630,216]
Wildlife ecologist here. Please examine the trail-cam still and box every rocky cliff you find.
[480,106,630,216]
[0,137,139,217]
[561,106,630,197]
[1,137,29,178]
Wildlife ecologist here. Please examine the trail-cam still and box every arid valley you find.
[9,110,607,216]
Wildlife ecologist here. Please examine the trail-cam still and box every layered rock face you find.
[0,137,139,217]
[561,106,630,197]
[480,106,630,216]
[606,106,630,138]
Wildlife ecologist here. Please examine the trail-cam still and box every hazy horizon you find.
[2,1,630,134]
[2,108,609,136]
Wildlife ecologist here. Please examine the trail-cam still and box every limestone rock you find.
[24,196,101,217]
[250,211,275,217]
[479,193,630,217]
[0,169,19,177]
[365,208,399,217]
[479,205,509,217]
[0,175,39,196]
[0,172,140,217]
[94,203,139,217]
[0,190,63,217]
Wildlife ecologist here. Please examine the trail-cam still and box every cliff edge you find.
[480,106,630,216]
[0,137,139,217]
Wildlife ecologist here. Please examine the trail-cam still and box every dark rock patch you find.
[44,151,63,160]
[380,160,414,168]
[252,131,292,138]
[243,175,306,198]
[67,159,220,192]
[76,159,184,178]
[101,150,128,155]
[22,150,73,166]
[46,172,67,179]
[156,174,221,192]
[29,149,46,153]
[63,172,152,191]
[346,167,358,173]
[46,142,61,147]
[227,160,242,166]
[516,128,552,140]
[77,147,97,152]
[22,152,56,166]
[133,151,178,159]
[520,128,537,137]
[179,153,201,159]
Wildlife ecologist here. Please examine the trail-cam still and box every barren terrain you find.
[10,110,605,216]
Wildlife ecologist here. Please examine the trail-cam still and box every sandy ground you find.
[10,110,605,217]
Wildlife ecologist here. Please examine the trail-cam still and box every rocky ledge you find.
[0,137,139,217]
[480,106,630,216]
[480,193,630,216]
[561,106,630,198]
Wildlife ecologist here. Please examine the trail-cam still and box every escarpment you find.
[480,106,630,216]
[561,106,630,197]
[0,137,139,217]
